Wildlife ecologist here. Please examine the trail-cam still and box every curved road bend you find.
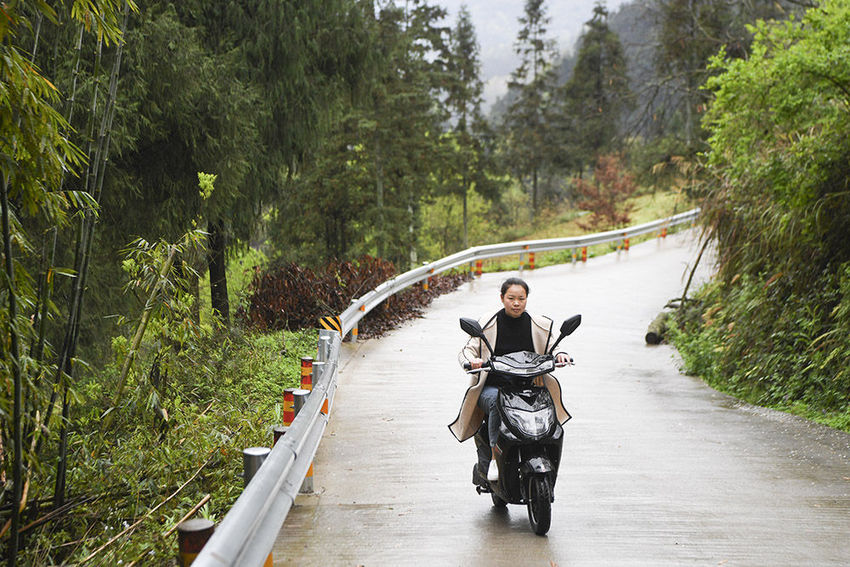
[274,230,850,566]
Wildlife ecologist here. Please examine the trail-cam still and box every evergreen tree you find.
[558,3,631,173]
[443,5,502,249]
[268,0,450,268]
[502,0,560,220]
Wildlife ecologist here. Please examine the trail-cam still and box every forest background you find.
[3,0,849,564]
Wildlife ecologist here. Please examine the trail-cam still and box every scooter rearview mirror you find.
[548,314,582,354]
[459,317,494,356]
[560,314,581,337]
[459,317,484,338]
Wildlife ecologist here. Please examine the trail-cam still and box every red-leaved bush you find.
[239,256,470,339]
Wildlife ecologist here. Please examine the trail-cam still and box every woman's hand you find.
[555,353,571,366]
[469,357,484,370]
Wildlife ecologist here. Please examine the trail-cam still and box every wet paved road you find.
[274,231,850,566]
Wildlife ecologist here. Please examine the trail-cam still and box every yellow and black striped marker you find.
[319,315,342,334]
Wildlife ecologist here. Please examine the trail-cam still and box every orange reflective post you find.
[283,388,296,426]
[177,519,214,566]
[581,247,588,263]
[300,357,313,391]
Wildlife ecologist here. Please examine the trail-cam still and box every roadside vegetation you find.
[2,0,847,564]
[668,0,850,434]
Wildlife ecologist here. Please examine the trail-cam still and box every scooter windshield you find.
[489,351,555,377]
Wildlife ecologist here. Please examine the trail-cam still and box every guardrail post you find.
[348,298,359,342]
[177,518,215,566]
[571,248,577,263]
[317,330,332,362]
[300,357,313,391]
[243,447,271,487]
[273,425,288,446]
[287,389,313,493]
[238,450,278,566]
[519,248,525,272]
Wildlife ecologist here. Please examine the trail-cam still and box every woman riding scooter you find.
[449,277,571,484]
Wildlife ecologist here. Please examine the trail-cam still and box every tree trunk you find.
[375,140,385,259]
[531,168,539,221]
[645,311,669,345]
[208,219,230,326]
[462,184,469,250]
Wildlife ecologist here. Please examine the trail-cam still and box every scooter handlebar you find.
[463,361,491,372]
[554,352,574,367]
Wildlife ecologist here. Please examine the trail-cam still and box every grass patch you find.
[474,189,695,274]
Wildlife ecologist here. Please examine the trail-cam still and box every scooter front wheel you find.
[527,476,552,535]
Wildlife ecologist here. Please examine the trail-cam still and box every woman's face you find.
[501,284,528,318]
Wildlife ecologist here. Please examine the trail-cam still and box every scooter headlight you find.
[504,407,555,439]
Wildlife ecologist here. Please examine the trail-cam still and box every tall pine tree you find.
[558,3,631,173]
[502,0,560,220]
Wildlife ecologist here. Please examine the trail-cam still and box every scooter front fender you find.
[520,456,554,476]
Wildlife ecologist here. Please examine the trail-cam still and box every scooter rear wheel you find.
[527,476,552,535]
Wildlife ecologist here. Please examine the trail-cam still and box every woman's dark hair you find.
[500,277,529,296]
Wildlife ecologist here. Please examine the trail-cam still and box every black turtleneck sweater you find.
[494,309,534,356]
[488,309,534,388]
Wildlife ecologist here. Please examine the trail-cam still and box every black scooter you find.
[460,314,581,535]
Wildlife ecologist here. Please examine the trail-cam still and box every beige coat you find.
[448,311,571,442]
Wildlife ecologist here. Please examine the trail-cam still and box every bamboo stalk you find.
[2,173,23,566]
[54,5,131,503]
[105,245,179,427]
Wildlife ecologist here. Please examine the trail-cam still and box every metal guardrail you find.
[192,329,340,566]
[192,208,699,566]
[339,208,700,335]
